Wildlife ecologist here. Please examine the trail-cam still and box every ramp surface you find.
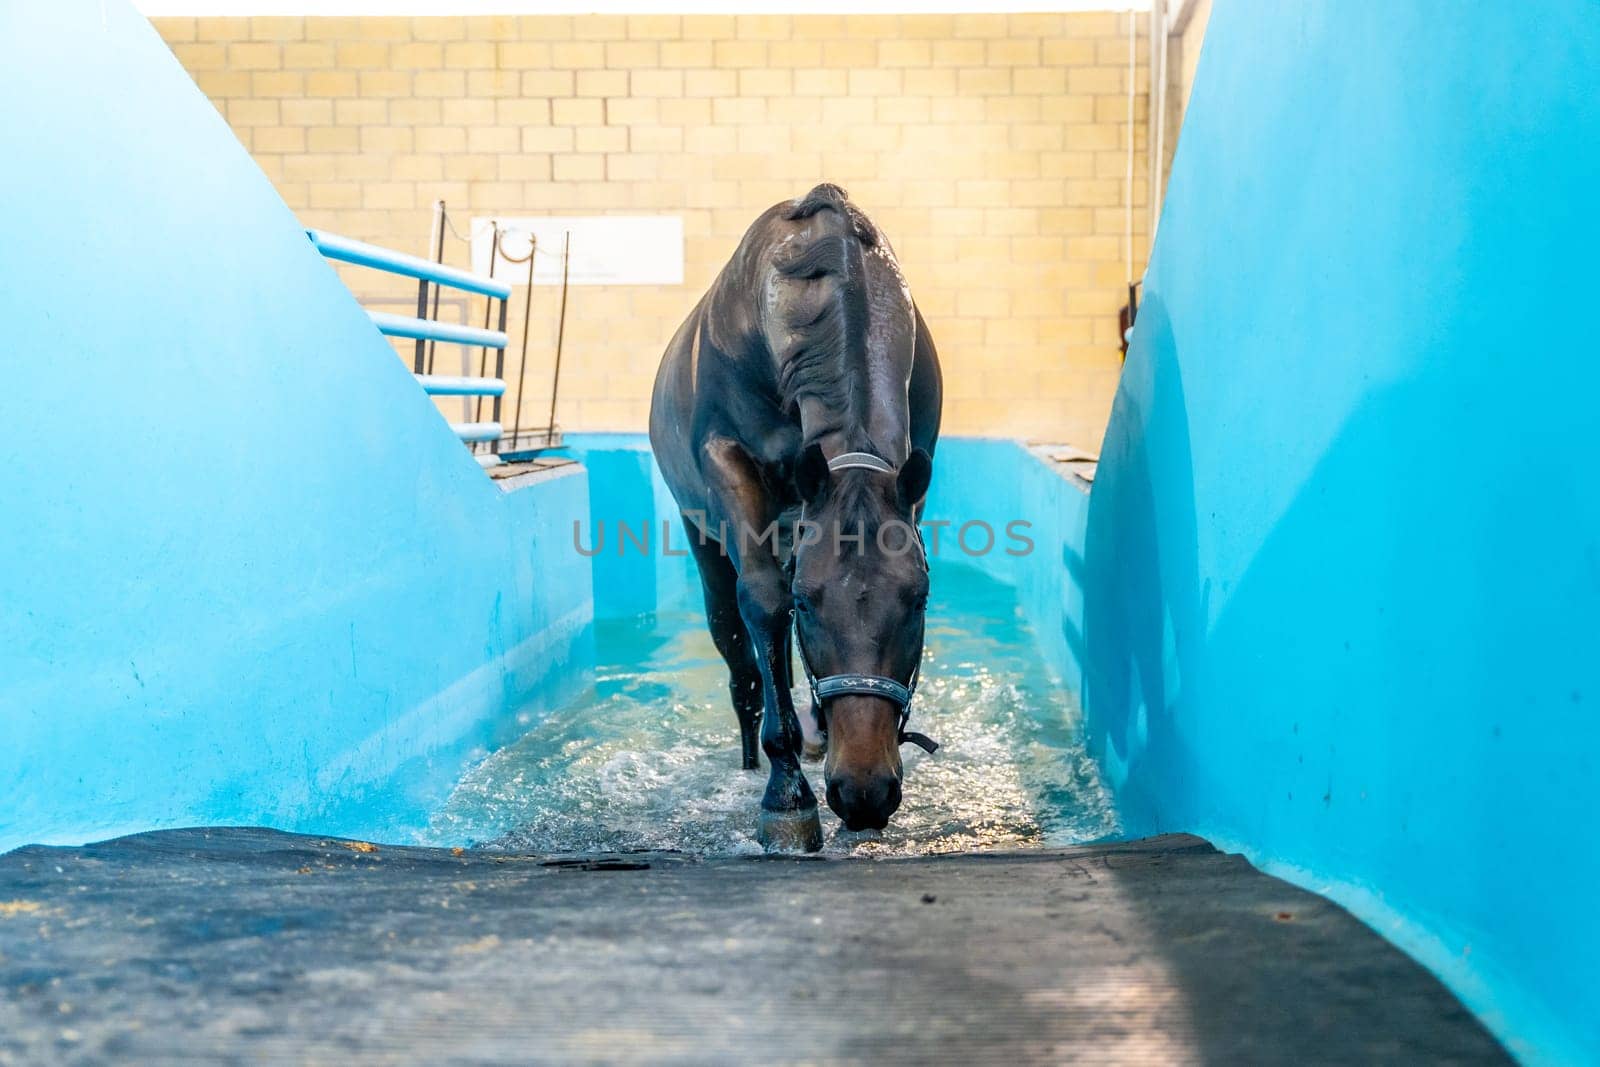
[0,830,1504,1064]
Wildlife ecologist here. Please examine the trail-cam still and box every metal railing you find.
[306,201,568,469]
[418,201,570,461]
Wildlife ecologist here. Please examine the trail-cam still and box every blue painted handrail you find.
[416,374,506,397]
[450,421,502,444]
[308,226,524,463]
[307,229,512,299]
[369,311,507,349]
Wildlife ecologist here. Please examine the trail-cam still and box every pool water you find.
[425,561,1118,856]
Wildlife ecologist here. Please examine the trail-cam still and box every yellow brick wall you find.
[155,13,1149,448]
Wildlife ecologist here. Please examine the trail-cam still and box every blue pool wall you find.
[922,441,1093,701]
[1090,2,1600,1060]
[556,435,700,619]
[0,1,592,853]
[556,434,1090,668]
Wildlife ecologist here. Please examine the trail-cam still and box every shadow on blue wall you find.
[1083,297,1202,836]
[1085,1,1600,1058]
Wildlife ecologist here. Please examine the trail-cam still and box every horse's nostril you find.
[825,780,845,818]
[826,774,902,831]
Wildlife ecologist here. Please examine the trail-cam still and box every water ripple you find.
[424,562,1119,856]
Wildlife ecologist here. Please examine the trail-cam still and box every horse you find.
[649,184,943,851]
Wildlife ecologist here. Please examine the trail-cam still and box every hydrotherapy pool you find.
[389,434,1109,855]
[7,1,1592,1054]
[426,558,1117,856]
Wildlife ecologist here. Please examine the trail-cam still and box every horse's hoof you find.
[801,738,826,763]
[756,805,823,853]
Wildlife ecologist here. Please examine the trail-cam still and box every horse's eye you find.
[794,597,813,616]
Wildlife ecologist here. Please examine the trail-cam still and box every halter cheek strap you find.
[791,449,941,756]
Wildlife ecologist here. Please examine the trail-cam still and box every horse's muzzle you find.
[825,772,902,831]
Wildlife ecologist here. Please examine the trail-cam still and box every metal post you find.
[547,232,571,441]
[412,202,443,374]
[491,290,508,456]
[511,234,537,453]
[475,225,501,428]
[412,276,429,373]
[428,202,448,374]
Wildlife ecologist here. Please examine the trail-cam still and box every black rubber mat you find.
[0,829,1506,1064]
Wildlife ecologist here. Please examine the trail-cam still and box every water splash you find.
[424,562,1119,856]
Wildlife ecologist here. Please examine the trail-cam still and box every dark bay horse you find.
[649,184,943,851]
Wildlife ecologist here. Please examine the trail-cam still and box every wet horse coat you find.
[649,184,943,849]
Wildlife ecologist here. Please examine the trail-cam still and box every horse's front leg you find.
[737,561,822,851]
[700,435,821,851]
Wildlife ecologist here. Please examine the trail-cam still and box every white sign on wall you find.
[470,215,684,287]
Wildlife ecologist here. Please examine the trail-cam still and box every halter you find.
[792,450,940,755]
[826,451,895,474]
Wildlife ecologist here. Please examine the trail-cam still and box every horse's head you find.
[791,443,934,831]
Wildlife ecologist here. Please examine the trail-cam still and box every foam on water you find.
[424,561,1119,856]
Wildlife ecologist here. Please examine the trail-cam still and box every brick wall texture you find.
[154,13,1149,448]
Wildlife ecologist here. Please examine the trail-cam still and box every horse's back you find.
[648,295,711,514]
[650,185,942,517]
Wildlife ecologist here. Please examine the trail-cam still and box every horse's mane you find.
[782,183,880,245]
[771,184,879,417]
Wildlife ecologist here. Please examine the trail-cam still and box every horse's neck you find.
[797,290,916,465]
[702,243,912,467]
[796,372,912,465]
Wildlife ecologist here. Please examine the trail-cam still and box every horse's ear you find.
[898,448,932,510]
[795,443,830,502]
